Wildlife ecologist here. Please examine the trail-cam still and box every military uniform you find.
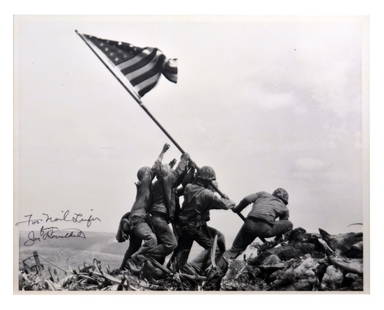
[226,190,293,259]
[168,182,233,272]
[147,154,190,263]
[119,168,158,269]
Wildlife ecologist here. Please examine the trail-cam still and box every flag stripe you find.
[121,49,158,75]
[138,82,158,97]
[134,73,161,92]
[164,73,177,83]
[125,51,162,81]
[82,33,177,98]
[130,56,165,86]
[165,67,177,74]
[117,48,152,70]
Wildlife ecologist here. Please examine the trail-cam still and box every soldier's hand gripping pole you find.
[187,157,246,224]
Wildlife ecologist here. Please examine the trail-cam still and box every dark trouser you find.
[168,224,225,272]
[121,220,157,268]
[147,214,177,263]
[225,218,293,259]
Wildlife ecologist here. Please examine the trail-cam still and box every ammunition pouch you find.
[130,215,147,226]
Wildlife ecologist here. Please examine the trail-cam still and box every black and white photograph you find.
[13,15,368,292]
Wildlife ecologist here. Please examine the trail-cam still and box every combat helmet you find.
[272,187,289,204]
[197,166,216,181]
[137,166,152,181]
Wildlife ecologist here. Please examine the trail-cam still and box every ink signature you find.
[23,226,86,247]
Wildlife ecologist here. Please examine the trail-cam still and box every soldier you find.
[117,144,170,271]
[224,188,293,259]
[146,151,191,264]
[168,166,235,273]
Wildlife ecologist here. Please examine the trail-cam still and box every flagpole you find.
[75,30,185,154]
[75,30,235,205]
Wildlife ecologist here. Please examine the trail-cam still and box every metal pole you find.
[236,211,246,222]
[75,30,141,104]
[139,104,185,153]
[75,30,239,209]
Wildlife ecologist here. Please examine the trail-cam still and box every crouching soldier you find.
[224,188,293,259]
[117,144,170,271]
[168,166,235,273]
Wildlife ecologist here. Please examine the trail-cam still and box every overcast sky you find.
[14,16,367,243]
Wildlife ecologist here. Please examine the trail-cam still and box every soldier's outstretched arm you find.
[158,143,170,162]
[172,152,190,180]
[209,194,236,210]
[221,197,236,210]
[232,192,260,213]
[152,143,170,175]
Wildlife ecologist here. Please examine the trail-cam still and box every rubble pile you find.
[19,256,203,291]
[220,228,363,291]
[18,228,363,291]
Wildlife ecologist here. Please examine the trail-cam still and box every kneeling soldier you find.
[225,188,293,259]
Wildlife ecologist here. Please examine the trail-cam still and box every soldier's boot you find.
[123,254,146,274]
[181,262,206,277]
[142,260,166,280]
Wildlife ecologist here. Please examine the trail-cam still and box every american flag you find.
[83,34,177,98]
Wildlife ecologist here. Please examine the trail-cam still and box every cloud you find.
[240,81,297,110]
[294,157,328,171]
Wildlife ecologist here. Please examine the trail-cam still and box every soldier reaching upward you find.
[146,150,191,264]
[116,143,170,271]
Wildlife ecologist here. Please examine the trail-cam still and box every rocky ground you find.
[18,227,363,291]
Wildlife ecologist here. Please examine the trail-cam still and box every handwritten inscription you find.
[16,209,101,228]
[16,209,101,246]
